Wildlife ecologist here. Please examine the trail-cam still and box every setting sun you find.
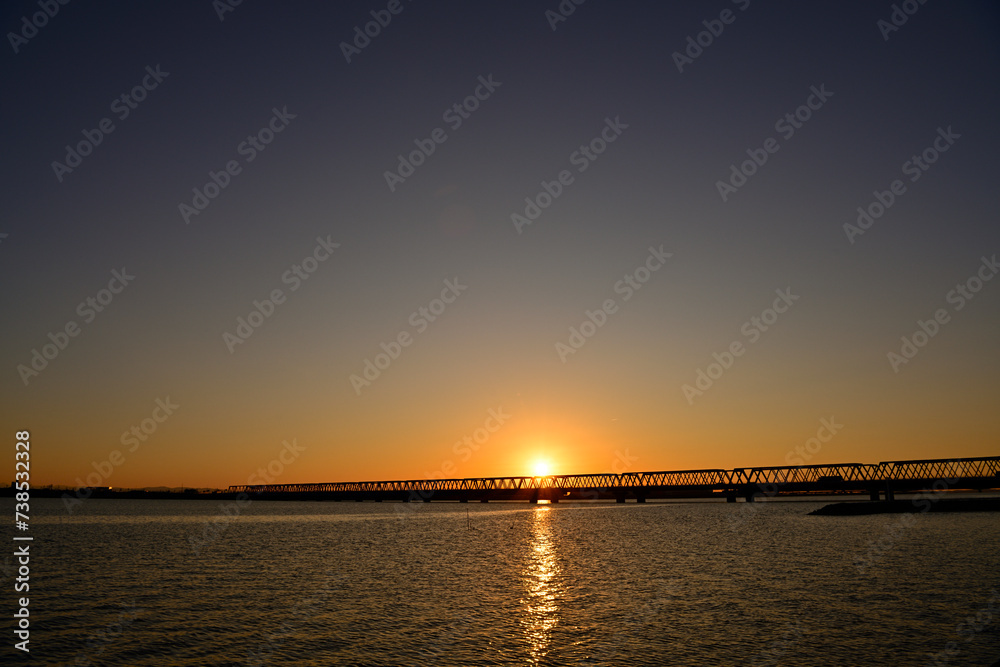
[531,459,553,477]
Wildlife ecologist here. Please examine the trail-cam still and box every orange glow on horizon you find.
[531,459,553,478]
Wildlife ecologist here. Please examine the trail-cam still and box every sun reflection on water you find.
[520,506,561,664]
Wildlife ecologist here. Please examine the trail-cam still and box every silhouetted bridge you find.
[228,456,1000,503]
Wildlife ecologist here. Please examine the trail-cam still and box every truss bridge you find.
[228,456,1000,503]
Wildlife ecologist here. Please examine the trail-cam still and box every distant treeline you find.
[1,485,231,499]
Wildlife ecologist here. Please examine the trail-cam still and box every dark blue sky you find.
[2,0,998,487]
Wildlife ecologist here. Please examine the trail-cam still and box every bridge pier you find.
[869,488,880,501]
[884,485,895,501]
[480,499,489,503]
[636,496,646,503]
[726,494,737,503]
[616,496,625,504]
[459,498,467,503]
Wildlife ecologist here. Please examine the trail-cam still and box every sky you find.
[1,0,998,490]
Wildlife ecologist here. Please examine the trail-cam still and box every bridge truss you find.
[228,456,1000,502]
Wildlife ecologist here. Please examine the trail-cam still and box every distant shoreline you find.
[0,487,235,500]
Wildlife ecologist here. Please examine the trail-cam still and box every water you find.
[8,497,1000,665]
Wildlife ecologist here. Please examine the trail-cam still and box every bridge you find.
[228,456,1000,503]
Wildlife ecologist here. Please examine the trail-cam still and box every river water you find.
[8,497,1000,665]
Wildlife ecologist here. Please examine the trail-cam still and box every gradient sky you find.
[2,0,998,489]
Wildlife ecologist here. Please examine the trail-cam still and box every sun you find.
[531,459,552,477]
